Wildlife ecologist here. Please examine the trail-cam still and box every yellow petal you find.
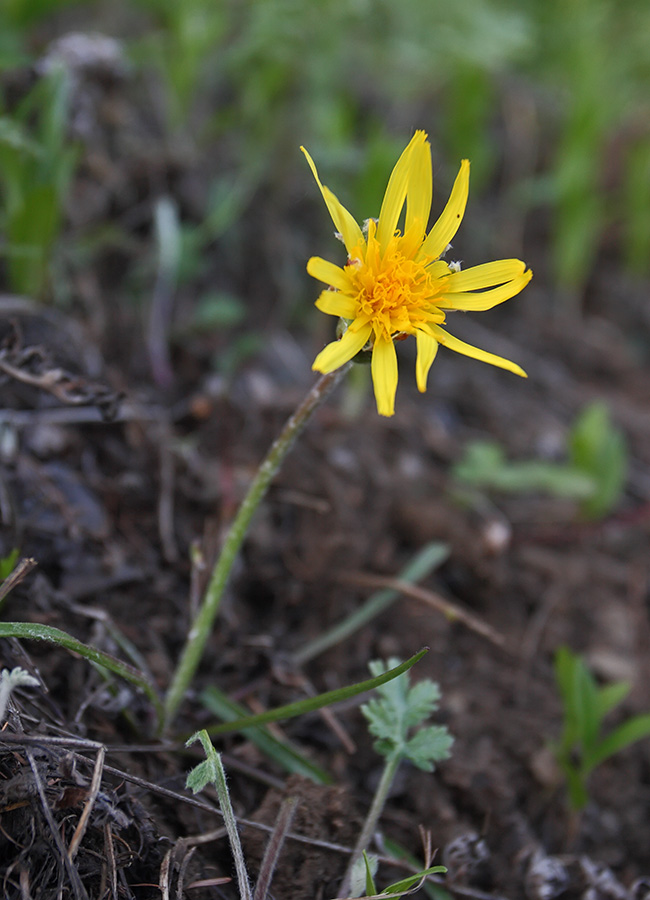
[426,260,452,279]
[440,270,533,311]
[430,325,527,377]
[415,330,439,392]
[442,259,528,292]
[313,322,372,373]
[371,334,399,417]
[301,147,364,254]
[376,132,424,253]
[315,290,359,319]
[418,159,470,262]
[307,256,355,292]
[405,133,433,238]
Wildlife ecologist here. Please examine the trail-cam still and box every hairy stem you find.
[339,752,401,897]
[163,365,350,730]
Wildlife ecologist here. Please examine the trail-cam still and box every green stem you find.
[163,365,350,731]
[339,752,402,897]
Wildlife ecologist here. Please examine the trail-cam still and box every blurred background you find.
[1,0,649,338]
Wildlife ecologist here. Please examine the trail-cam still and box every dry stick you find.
[253,795,299,900]
[176,845,198,897]
[293,542,448,666]
[163,364,351,730]
[0,557,37,605]
[68,744,106,860]
[337,572,506,648]
[103,823,118,900]
[159,847,173,900]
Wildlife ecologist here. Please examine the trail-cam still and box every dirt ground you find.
[2,40,650,900]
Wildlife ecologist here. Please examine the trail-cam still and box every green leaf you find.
[453,441,595,499]
[585,714,650,773]
[596,680,630,720]
[382,866,448,895]
[0,549,19,581]
[361,658,452,768]
[568,402,627,519]
[381,838,450,900]
[199,649,429,740]
[402,680,442,730]
[0,621,163,729]
[363,851,379,897]
[186,730,220,792]
[200,686,332,784]
[403,726,454,772]
[554,645,600,751]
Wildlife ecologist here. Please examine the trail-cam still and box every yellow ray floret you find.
[302,131,532,417]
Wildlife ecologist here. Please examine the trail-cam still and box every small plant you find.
[339,659,453,897]
[0,666,39,721]
[347,849,446,900]
[552,645,650,811]
[568,401,627,519]
[453,401,627,519]
[186,730,252,899]
[0,67,78,298]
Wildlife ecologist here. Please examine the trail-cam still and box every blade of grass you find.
[201,687,332,784]
[0,621,163,729]
[199,650,429,740]
[293,543,448,666]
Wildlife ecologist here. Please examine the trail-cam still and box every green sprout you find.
[339,659,453,898]
[552,645,650,811]
[346,850,446,900]
[453,401,626,520]
[186,730,252,900]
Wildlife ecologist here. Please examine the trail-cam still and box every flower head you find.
[302,131,532,416]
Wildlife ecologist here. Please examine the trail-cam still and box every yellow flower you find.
[302,131,532,417]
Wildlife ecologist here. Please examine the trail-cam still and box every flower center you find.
[346,221,444,341]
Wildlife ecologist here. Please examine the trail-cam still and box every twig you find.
[336,572,506,647]
[0,557,37,605]
[253,795,299,900]
[68,744,106,860]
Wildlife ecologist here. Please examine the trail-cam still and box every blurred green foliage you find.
[453,402,627,519]
[553,646,650,810]
[0,0,649,301]
[0,68,77,299]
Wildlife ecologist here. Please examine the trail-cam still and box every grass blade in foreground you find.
[0,622,163,729]
[293,542,448,666]
[200,686,332,783]
[198,650,428,739]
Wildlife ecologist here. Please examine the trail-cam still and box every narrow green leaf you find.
[568,402,627,519]
[383,866,448,894]
[293,542,448,666]
[200,686,332,784]
[200,650,428,739]
[585,714,650,772]
[381,837,450,900]
[0,621,163,728]
[596,681,630,720]
[364,851,379,896]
